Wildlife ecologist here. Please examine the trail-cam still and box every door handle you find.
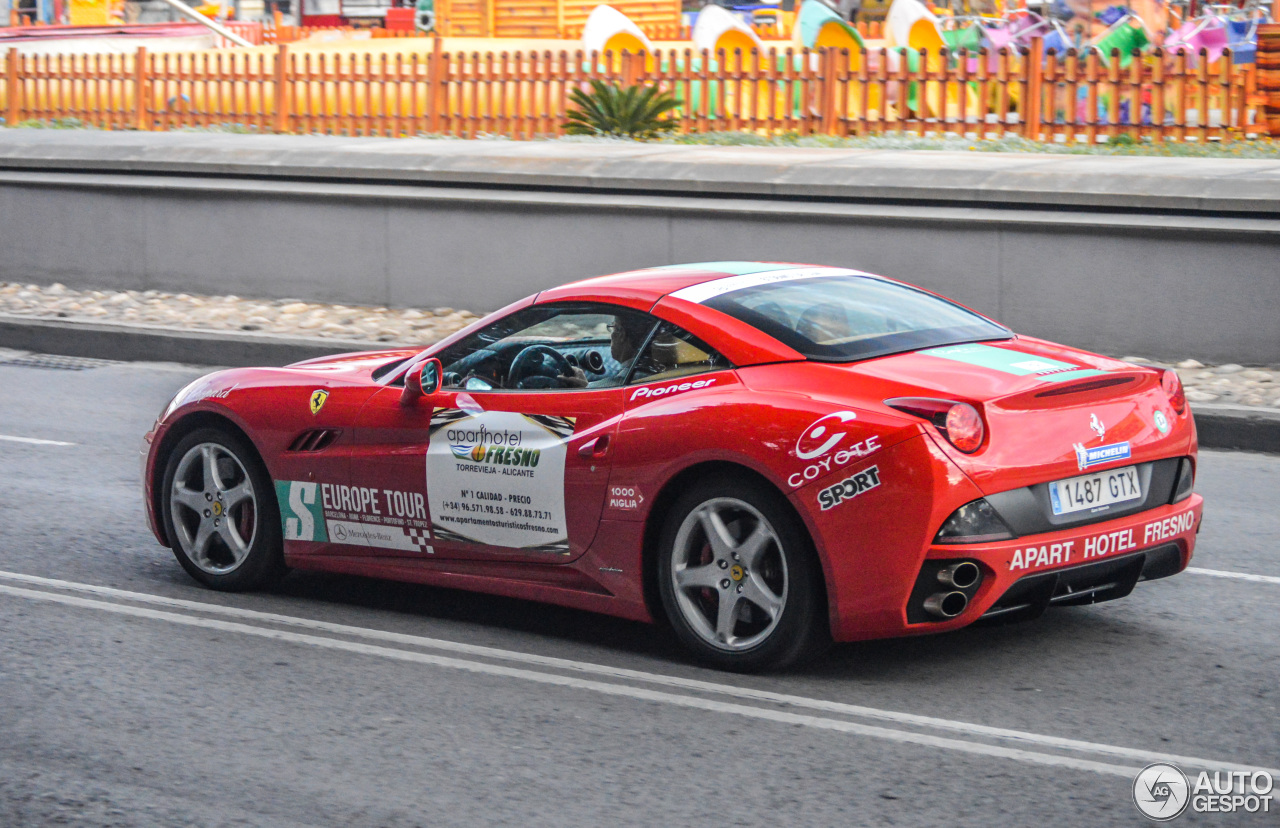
[577,434,610,459]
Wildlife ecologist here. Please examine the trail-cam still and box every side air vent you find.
[1034,376,1135,398]
[288,429,342,452]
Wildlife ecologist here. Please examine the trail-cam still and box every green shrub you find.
[564,80,680,140]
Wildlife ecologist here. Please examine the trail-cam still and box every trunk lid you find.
[844,337,1187,493]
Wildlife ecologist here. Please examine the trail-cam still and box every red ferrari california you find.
[143,262,1202,670]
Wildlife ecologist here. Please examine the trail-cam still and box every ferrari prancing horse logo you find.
[309,389,329,416]
[1090,413,1105,440]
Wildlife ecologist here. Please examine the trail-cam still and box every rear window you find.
[699,273,1010,362]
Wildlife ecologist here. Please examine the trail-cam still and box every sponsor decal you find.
[1072,441,1131,471]
[1090,412,1106,439]
[166,376,238,416]
[199,384,236,401]
[442,422,541,467]
[788,413,881,489]
[1011,359,1065,373]
[278,481,327,542]
[309,389,329,416]
[1133,763,1273,820]
[1142,510,1197,545]
[276,480,433,553]
[630,377,717,402]
[817,465,881,511]
[1009,508,1195,571]
[427,409,575,553]
[1153,410,1170,435]
[795,411,859,460]
[668,266,861,305]
[921,343,1107,385]
[608,485,645,511]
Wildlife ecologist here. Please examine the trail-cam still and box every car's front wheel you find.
[657,476,827,671]
[160,427,285,591]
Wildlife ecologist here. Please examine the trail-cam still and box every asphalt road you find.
[0,355,1276,827]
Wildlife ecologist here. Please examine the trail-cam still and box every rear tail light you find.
[944,403,985,453]
[1161,369,1186,414]
[886,397,986,454]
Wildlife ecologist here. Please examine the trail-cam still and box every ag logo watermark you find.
[1133,763,1273,821]
[1133,764,1190,821]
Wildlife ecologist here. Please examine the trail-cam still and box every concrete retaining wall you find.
[1,132,1277,363]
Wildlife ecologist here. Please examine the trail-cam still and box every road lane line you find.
[0,581,1144,778]
[0,434,76,446]
[1,570,1277,779]
[1187,567,1280,585]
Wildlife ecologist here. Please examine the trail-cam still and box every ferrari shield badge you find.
[309,389,329,416]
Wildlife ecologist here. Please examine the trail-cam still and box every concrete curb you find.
[0,314,395,367]
[0,314,1274,455]
[2,130,1279,216]
[1189,404,1280,455]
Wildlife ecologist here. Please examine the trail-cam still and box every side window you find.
[629,322,731,384]
[432,302,658,392]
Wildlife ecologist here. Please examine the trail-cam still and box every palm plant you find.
[563,80,681,140]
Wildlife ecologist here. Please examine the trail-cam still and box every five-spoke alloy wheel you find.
[160,428,284,591]
[658,476,826,671]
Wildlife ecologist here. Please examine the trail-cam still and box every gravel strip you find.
[2,282,1277,407]
[0,282,480,347]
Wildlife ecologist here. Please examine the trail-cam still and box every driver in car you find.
[578,314,662,388]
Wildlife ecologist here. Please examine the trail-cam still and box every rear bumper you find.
[916,494,1202,630]
[976,544,1181,624]
[831,494,1203,641]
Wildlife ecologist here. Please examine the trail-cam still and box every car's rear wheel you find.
[160,427,285,591]
[657,476,827,671]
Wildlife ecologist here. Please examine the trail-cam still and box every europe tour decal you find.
[276,480,433,554]
[426,408,576,554]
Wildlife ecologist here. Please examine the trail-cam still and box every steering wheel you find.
[508,345,573,388]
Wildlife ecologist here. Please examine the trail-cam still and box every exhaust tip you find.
[937,561,981,590]
[923,590,969,619]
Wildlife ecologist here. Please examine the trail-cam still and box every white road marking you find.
[1,571,1276,780]
[1187,567,1280,585]
[0,434,76,446]
[0,581,1139,777]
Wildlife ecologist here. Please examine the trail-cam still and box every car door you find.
[346,301,657,564]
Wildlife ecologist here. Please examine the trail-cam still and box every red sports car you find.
[143,263,1203,670]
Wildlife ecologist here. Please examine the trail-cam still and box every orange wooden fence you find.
[1259,24,1280,135]
[1,41,1261,141]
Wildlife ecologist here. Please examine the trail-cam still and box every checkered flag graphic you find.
[405,526,433,552]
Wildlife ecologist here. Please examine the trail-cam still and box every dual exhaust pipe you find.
[923,561,982,619]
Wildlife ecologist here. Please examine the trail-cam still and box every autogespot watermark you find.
[1133,763,1274,821]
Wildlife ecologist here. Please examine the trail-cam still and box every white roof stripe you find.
[668,267,868,304]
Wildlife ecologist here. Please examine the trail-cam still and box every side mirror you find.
[401,357,443,406]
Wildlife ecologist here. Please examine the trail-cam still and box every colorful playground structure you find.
[0,0,1278,139]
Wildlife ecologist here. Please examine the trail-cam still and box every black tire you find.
[657,475,828,672]
[159,426,286,591]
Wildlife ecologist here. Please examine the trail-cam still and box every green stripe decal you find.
[1035,368,1109,383]
[920,343,1107,382]
[650,262,793,276]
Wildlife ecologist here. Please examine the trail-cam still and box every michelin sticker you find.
[276,480,433,553]
[427,409,576,554]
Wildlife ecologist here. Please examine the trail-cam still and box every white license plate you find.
[1049,466,1141,516]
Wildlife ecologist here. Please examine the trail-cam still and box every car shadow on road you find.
[270,569,688,662]
[267,568,1157,682]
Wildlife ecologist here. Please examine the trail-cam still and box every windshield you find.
[699,273,1010,362]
